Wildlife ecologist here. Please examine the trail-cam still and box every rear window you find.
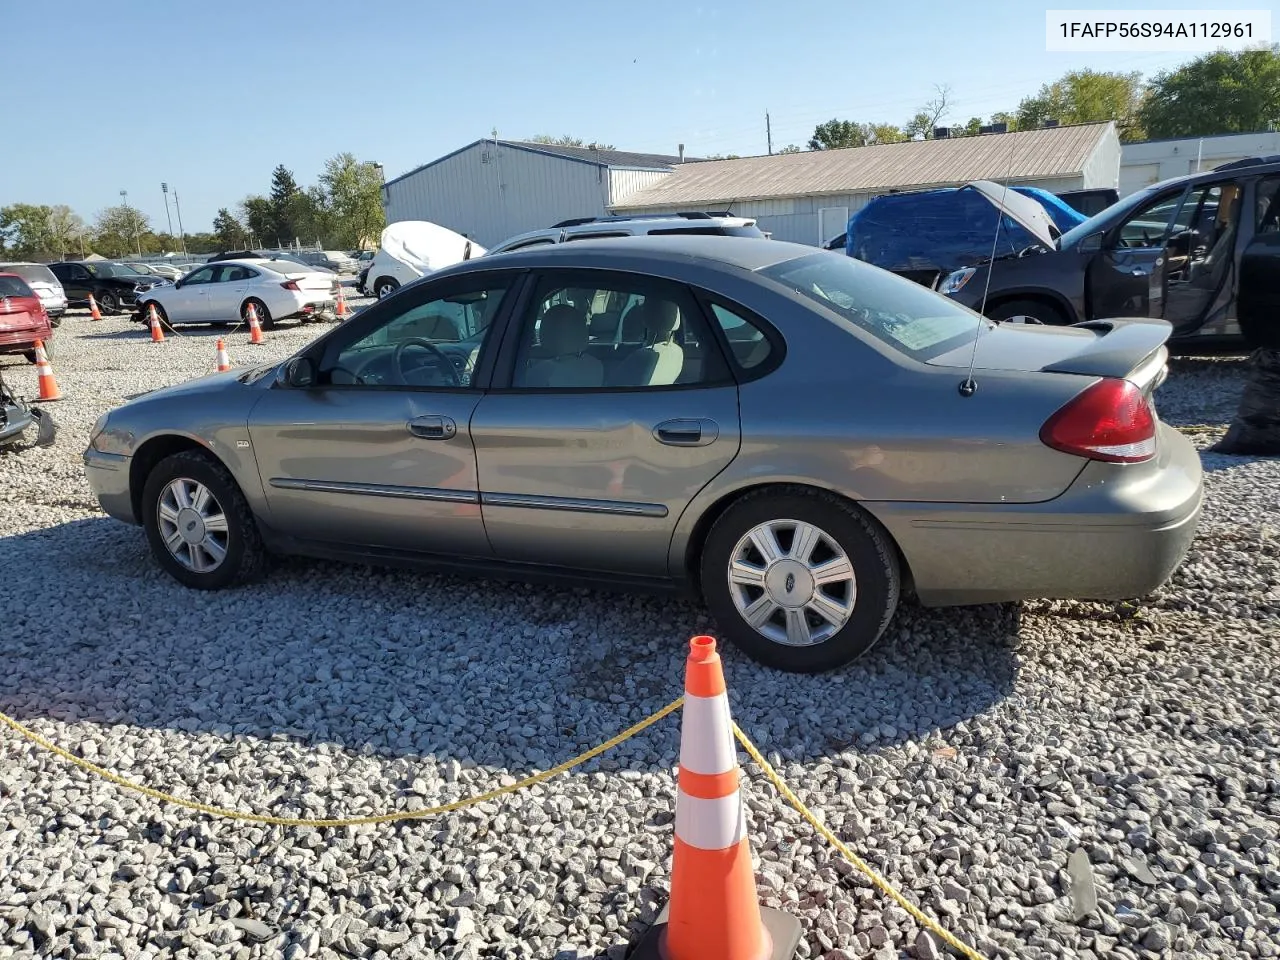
[0,263,58,285]
[759,252,987,361]
[0,276,34,297]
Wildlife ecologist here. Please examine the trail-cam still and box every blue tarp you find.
[844,186,1087,276]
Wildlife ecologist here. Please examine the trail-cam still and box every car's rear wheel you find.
[141,450,268,590]
[97,290,120,314]
[987,298,1067,326]
[699,488,900,673]
[242,298,274,329]
[375,277,399,300]
[23,337,53,364]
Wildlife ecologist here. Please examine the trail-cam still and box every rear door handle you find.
[407,415,456,440]
[653,418,718,447]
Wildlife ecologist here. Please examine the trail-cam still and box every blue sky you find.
[3,0,1254,233]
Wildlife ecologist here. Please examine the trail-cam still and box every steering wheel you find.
[391,338,460,387]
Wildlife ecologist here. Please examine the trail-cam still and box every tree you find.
[0,203,54,258]
[212,208,246,250]
[239,195,273,247]
[530,134,617,149]
[809,119,868,150]
[777,144,802,154]
[1138,46,1280,139]
[989,111,1019,132]
[1015,69,1146,138]
[93,205,149,257]
[268,165,301,244]
[47,205,86,259]
[903,84,952,140]
[319,152,386,249]
[866,123,908,144]
[960,116,983,137]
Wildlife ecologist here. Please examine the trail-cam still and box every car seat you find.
[609,300,684,386]
[521,304,604,388]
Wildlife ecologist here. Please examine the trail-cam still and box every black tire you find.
[23,337,53,363]
[96,290,120,315]
[374,276,399,300]
[699,487,900,673]
[140,450,269,590]
[143,301,169,328]
[986,298,1068,326]
[242,298,274,329]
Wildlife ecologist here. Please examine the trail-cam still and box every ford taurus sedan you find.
[83,236,1203,673]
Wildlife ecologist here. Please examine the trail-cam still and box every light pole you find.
[171,189,188,257]
[161,182,176,252]
[120,189,142,258]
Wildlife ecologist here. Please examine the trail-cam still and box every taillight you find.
[1039,378,1156,463]
[281,280,300,291]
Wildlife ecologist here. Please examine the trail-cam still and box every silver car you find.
[83,236,1203,673]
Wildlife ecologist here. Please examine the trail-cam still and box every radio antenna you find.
[959,134,1022,398]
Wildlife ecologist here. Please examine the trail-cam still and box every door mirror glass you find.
[1078,231,1104,254]
[283,356,316,388]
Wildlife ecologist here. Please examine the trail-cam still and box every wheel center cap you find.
[765,559,814,608]
[176,508,205,545]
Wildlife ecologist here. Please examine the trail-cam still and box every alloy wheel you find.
[727,518,856,646]
[156,477,230,573]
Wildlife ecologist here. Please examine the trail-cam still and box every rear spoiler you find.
[1042,317,1171,391]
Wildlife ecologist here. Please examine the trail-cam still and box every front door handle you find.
[654,418,718,447]
[407,415,456,440]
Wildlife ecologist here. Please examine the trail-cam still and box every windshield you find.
[759,252,989,361]
[1056,183,1164,250]
[0,263,58,285]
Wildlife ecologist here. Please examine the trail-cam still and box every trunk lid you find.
[928,316,1170,395]
[281,270,337,292]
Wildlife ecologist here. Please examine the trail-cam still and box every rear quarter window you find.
[0,264,59,285]
[0,276,35,297]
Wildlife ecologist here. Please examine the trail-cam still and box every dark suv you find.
[942,156,1280,349]
[48,260,163,315]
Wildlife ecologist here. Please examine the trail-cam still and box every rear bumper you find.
[868,424,1203,606]
[0,327,52,353]
[83,449,137,524]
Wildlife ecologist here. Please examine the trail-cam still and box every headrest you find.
[538,304,588,355]
[642,299,681,341]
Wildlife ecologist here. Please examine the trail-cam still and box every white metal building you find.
[1118,130,1280,197]
[380,140,691,248]
[609,122,1122,246]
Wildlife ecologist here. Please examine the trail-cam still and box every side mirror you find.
[1078,231,1104,254]
[283,356,316,388]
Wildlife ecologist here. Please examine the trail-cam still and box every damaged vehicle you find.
[0,368,55,449]
[360,221,484,300]
[942,156,1280,349]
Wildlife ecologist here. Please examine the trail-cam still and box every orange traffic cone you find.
[88,293,102,321]
[334,280,348,318]
[215,338,231,372]
[33,340,62,402]
[246,303,265,344]
[147,304,165,342]
[632,636,801,960]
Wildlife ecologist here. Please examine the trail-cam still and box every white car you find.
[485,212,767,255]
[135,258,339,328]
[362,221,485,300]
[127,261,185,282]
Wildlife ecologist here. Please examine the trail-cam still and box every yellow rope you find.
[0,698,683,828]
[734,723,989,960]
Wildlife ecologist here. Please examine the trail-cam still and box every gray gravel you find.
[1,314,1277,960]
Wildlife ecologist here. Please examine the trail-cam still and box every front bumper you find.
[868,423,1204,606]
[83,448,137,523]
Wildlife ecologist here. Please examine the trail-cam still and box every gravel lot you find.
[1,307,1277,960]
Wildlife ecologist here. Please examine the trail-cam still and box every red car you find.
[0,272,54,363]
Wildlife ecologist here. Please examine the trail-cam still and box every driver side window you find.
[1114,191,1184,249]
[326,281,512,389]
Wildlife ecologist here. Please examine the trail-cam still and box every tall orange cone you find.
[147,304,165,342]
[632,636,801,960]
[246,303,265,344]
[334,279,348,319]
[88,293,102,321]
[33,340,62,401]
[215,338,231,372]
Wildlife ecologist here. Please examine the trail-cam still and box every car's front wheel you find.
[987,298,1067,326]
[141,450,269,590]
[97,290,120,314]
[699,488,900,673]
[375,276,399,299]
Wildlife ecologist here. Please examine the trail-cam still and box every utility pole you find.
[766,111,772,155]
[161,182,176,252]
[172,190,188,256]
[120,189,142,257]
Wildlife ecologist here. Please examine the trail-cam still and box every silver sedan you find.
[84,236,1202,672]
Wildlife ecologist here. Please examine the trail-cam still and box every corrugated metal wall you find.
[608,169,672,206]
[620,175,1087,246]
[382,143,614,248]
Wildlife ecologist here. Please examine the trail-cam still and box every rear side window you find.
[0,264,58,285]
[708,303,776,372]
[0,276,34,297]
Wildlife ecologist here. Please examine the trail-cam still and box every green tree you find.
[866,123,907,144]
[93,205,149,257]
[319,153,386,249]
[529,134,617,149]
[777,144,802,154]
[902,85,952,140]
[212,208,246,250]
[185,232,221,255]
[808,119,868,150]
[0,203,54,258]
[47,205,86,259]
[1015,69,1146,138]
[268,165,301,243]
[960,116,983,136]
[989,111,1019,132]
[239,196,273,247]
[1138,46,1280,139]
